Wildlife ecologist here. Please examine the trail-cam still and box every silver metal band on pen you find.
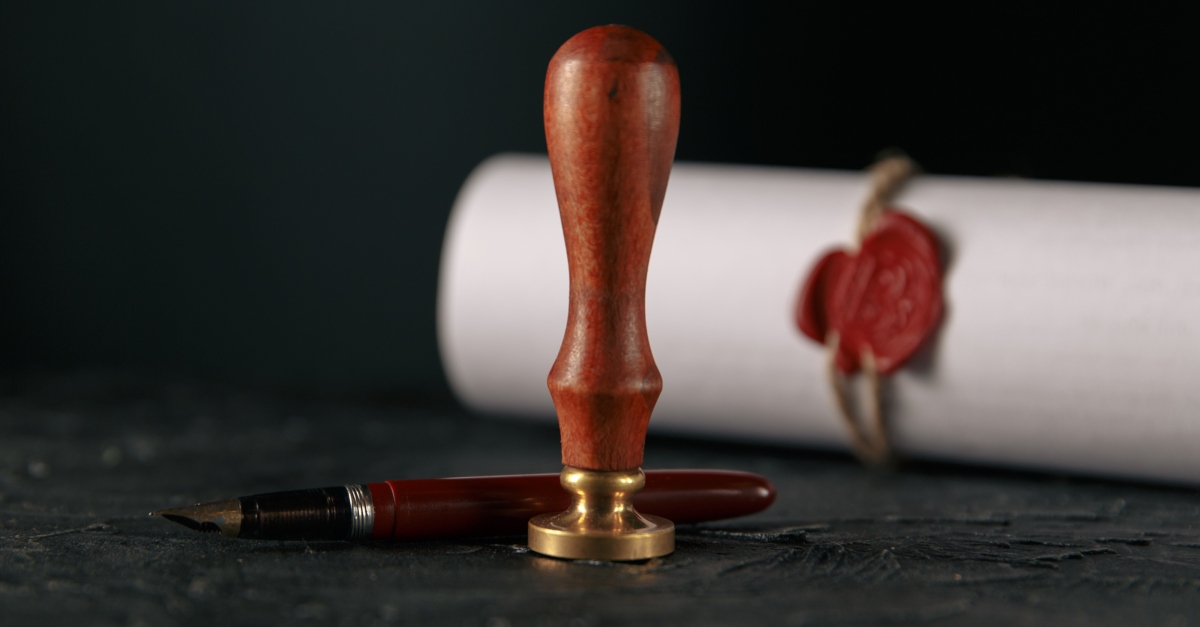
[345,484,375,540]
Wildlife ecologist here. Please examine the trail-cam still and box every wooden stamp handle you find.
[544,26,681,471]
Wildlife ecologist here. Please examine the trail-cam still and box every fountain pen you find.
[152,469,774,541]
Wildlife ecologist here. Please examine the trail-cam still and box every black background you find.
[2,2,1196,397]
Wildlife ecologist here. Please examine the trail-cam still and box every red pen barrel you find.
[367,470,775,541]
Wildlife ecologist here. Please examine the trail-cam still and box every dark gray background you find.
[2,2,1197,395]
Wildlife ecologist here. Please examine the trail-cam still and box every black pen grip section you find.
[239,487,352,540]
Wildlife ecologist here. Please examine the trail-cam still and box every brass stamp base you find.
[527,466,675,561]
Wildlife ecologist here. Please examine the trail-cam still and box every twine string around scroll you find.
[829,156,916,466]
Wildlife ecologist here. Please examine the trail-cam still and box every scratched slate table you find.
[2,374,1199,626]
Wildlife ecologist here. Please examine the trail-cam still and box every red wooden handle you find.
[368,470,773,540]
[544,25,681,471]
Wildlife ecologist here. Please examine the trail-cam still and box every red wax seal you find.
[796,209,943,375]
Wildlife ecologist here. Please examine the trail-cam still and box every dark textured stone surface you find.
[2,374,1199,626]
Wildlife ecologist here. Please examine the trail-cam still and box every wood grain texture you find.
[544,25,681,471]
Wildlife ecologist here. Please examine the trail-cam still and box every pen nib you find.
[151,499,243,538]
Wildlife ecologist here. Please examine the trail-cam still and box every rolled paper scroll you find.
[439,154,1200,485]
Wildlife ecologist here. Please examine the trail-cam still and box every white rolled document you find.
[438,154,1200,484]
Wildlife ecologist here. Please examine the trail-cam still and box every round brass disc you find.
[528,513,674,561]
